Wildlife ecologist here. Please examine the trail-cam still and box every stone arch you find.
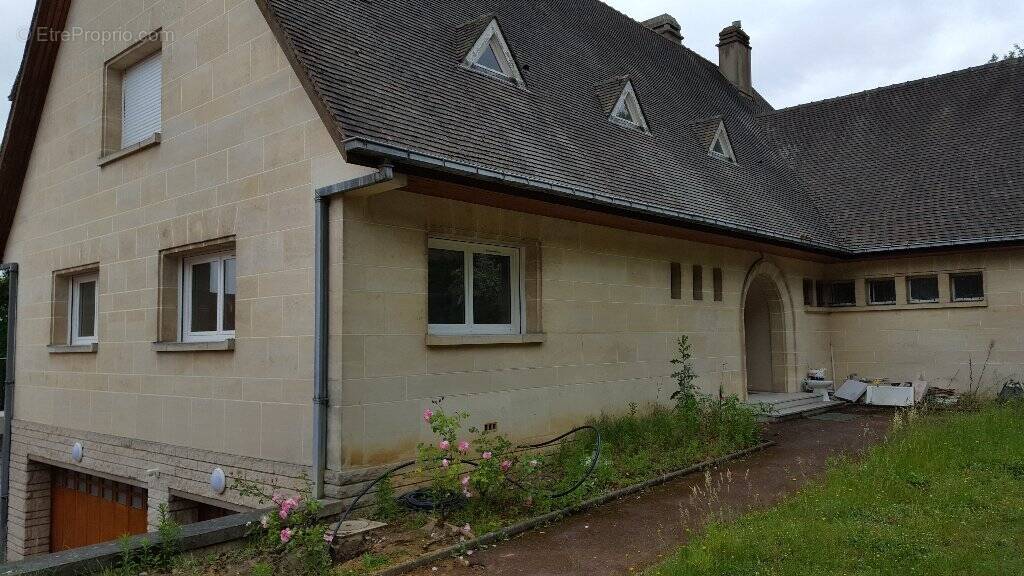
[740,259,798,395]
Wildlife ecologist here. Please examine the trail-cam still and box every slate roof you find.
[759,59,1024,253]
[259,0,845,253]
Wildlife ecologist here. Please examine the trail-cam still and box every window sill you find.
[806,300,987,313]
[48,343,98,354]
[426,333,546,347]
[152,339,235,352]
[98,133,161,167]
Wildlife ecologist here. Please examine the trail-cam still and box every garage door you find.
[50,468,147,552]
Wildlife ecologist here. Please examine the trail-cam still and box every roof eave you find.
[0,0,73,261]
[342,138,852,258]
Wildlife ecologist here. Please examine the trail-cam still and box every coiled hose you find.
[328,425,601,545]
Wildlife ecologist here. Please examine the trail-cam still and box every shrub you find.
[232,476,333,576]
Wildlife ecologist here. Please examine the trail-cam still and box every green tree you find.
[989,43,1024,62]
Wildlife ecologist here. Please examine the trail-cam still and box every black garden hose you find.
[328,425,601,547]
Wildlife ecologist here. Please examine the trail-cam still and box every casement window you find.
[907,275,939,303]
[462,19,526,88]
[866,278,897,305]
[120,52,162,149]
[951,272,984,302]
[181,252,236,342]
[692,265,703,301]
[670,263,682,300]
[69,273,99,345]
[802,279,815,306]
[823,280,856,307]
[428,239,522,335]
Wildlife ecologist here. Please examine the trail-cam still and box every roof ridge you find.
[761,57,1023,117]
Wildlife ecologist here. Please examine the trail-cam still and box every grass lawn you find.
[651,404,1024,575]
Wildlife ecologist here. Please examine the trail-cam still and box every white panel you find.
[121,52,162,149]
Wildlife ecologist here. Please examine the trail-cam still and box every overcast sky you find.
[0,0,1021,134]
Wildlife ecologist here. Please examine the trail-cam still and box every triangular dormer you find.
[709,121,736,164]
[608,81,649,133]
[462,18,526,88]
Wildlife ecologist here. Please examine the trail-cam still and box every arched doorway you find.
[741,261,796,395]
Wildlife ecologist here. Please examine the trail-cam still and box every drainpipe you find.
[312,165,395,499]
[0,263,19,560]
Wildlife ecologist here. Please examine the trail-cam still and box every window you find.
[69,273,98,345]
[802,278,815,306]
[951,272,984,302]
[462,19,526,88]
[708,121,737,163]
[713,268,723,301]
[692,265,703,301]
[182,252,236,341]
[907,275,939,303]
[823,280,856,307]
[120,52,162,149]
[866,278,896,305]
[609,81,650,133]
[102,33,162,160]
[670,262,682,300]
[428,239,521,335]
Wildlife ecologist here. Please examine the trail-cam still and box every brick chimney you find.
[642,14,683,45]
[717,20,752,96]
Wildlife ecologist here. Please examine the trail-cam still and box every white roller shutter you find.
[121,52,162,149]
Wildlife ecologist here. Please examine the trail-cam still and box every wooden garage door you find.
[50,469,147,552]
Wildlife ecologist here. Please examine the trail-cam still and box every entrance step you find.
[745,392,844,421]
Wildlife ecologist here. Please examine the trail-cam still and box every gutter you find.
[342,138,853,259]
[0,263,18,561]
[311,166,397,499]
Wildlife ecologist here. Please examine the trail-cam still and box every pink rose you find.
[439,440,450,451]
[458,440,470,454]
[441,458,450,468]
[323,531,334,544]
[271,493,285,505]
[461,475,470,487]
[500,460,512,472]
[279,508,290,520]
[482,451,492,460]
[423,409,434,422]
[280,528,293,543]
[259,515,269,529]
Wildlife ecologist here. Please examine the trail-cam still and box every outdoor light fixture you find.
[71,442,84,463]
[210,467,226,494]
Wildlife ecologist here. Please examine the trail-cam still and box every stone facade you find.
[332,188,834,466]
[3,0,1023,561]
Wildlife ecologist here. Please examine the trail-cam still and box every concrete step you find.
[759,400,845,421]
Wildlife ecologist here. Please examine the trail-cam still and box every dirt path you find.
[410,406,892,576]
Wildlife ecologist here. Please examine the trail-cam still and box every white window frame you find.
[181,252,236,342]
[907,275,939,304]
[462,19,526,88]
[69,273,99,346]
[427,238,523,336]
[866,277,897,306]
[950,272,985,302]
[608,81,650,133]
[709,121,737,164]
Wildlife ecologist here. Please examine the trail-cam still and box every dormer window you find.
[462,19,525,88]
[608,81,649,133]
[709,121,737,163]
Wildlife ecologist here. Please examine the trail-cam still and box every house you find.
[0,0,1021,560]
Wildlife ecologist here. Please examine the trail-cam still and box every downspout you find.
[312,165,395,499]
[0,263,19,560]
